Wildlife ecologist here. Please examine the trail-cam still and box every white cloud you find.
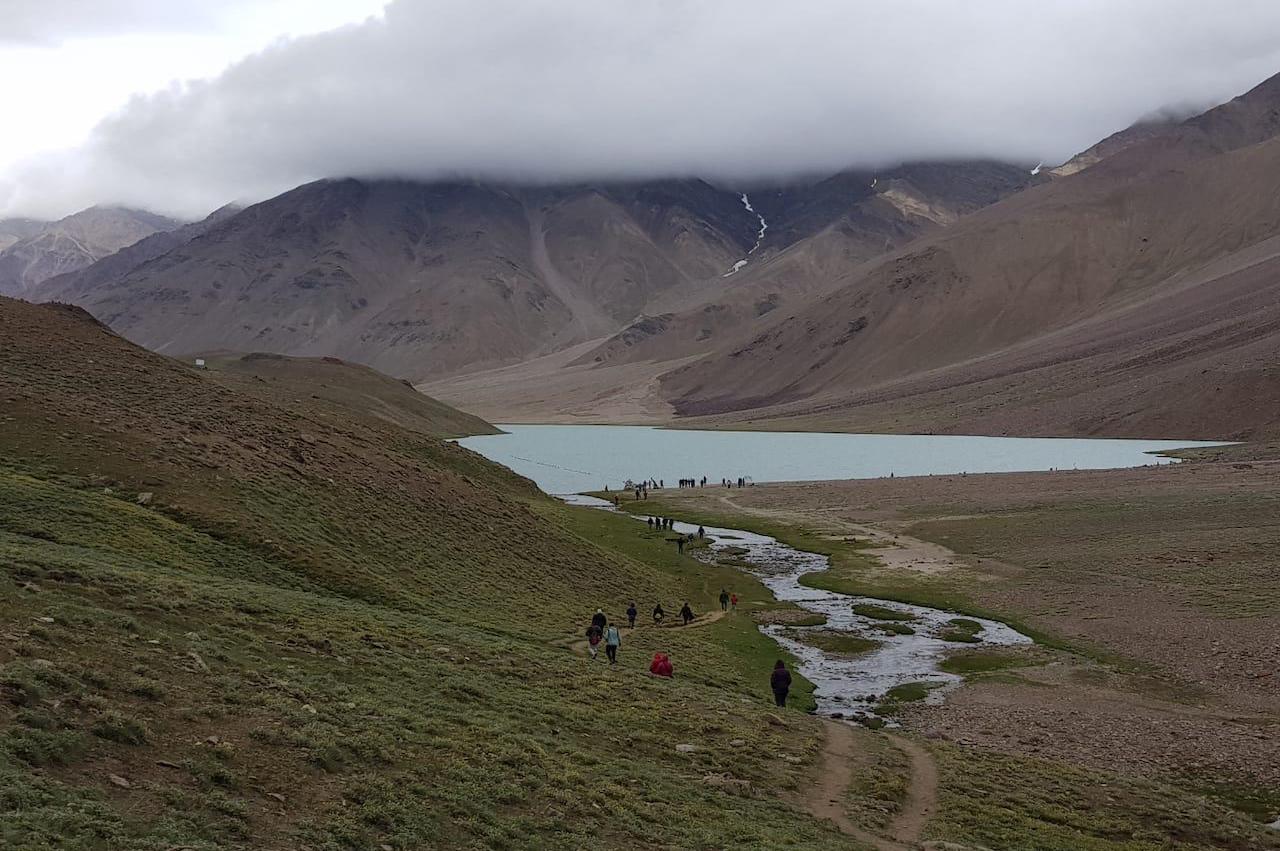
[5,0,1280,218]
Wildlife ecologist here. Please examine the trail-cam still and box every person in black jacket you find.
[626,602,638,628]
[591,609,607,632]
[679,601,694,626]
[771,660,792,707]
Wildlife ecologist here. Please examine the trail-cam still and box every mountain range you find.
[0,206,180,298]
[23,70,1280,441]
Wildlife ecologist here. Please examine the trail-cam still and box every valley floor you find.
[619,452,1280,849]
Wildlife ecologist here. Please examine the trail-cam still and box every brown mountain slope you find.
[659,72,1280,438]
[37,204,241,304]
[681,234,1280,440]
[421,162,1036,418]
[51,164,1032,392]
[0,206,179,297]
[198,350,498,437]
[49,179,762,381]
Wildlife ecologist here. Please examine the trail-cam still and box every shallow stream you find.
[566,494,1031,724]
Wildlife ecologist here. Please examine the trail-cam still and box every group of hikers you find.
[581,602,792,706]
[606,476,754,498]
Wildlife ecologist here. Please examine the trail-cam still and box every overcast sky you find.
[5,0,1280,219]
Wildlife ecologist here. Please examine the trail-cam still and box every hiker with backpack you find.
[719,589,729,611]
[680,601,694,626]
[604,622,622,664]
[586,623,603,660]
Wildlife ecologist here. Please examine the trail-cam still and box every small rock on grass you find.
[728,738,746,747]
[267,792,286,803]
[108,774,131,789]
[675,743,698,753]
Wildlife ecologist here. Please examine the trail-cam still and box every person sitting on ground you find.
[585,623,603,660]
[652,603,665,624]
[680,601,694,626]
[591,608,607,632]
[649,651,673,678]
[604,622,621,664]
[771,660,792,707]
[719,589,729,611]
[627,601,638,628]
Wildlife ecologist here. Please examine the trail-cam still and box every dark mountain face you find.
[44,164,1031,384]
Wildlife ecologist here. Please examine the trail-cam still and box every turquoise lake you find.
[456,425,1223,495]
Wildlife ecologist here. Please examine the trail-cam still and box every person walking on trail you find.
[591,609,607,632]
[730,592,738,613]
[677,537,686,555]
[771,660,792,707]
[649,651,673,678]
[627,602,638,628]
[652,603,665,624]
[719,589,730,611]
[586,624,603,660]
[604,622,622,664]
[680,601,694,626]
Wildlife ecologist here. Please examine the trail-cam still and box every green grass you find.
[0,461,855,850]
[874,622,916,636]
[927,744,1280,850]
[939,618,983,644]
[842,730,909,830]
[851,603,918,622]
[794,630,880,657]
[873,681,941,716]
[938,649,1033,676]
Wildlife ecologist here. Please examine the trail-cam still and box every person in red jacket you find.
[770,660,792,707]
[649,651,674,678]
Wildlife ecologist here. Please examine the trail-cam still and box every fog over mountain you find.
[6,0,1280,219]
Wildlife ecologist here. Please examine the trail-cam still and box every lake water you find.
[457,424,1222,494]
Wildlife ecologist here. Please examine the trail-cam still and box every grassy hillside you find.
[0,297,848,850]
[197,351,499,439]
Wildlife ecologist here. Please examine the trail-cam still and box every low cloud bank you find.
[6,0,1280,218]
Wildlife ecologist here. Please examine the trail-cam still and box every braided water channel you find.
[566,494,1031,724]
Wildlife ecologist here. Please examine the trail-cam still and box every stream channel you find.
[566,494,1031,725]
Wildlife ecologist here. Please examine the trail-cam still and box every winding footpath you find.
[803,720,938,851]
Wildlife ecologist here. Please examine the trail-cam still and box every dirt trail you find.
[803,720,937,851]
[710,493,973,577]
